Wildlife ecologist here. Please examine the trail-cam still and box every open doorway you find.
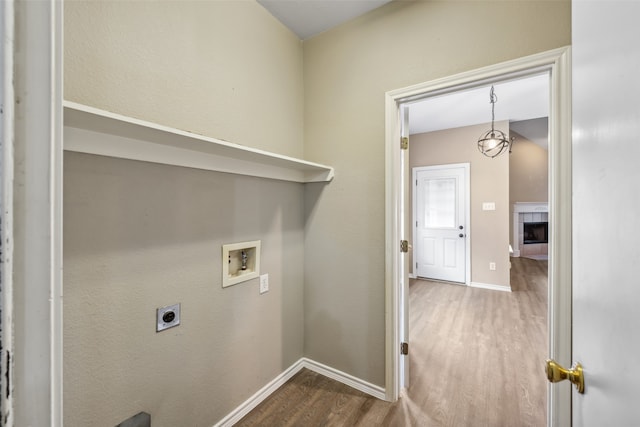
[384,47,572,426]
[404,74,550,424]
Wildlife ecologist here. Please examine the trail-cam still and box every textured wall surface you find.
[509,131,549,245]
[409,122,511,288]
[63,0,571,421]
[65,0,303,158]
[64,1,305,425]
[64,153,304,426]
[303,0,571,385]
[509,131,549,204]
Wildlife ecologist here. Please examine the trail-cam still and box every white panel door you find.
[572,1,640,425]
[414,164,467,283]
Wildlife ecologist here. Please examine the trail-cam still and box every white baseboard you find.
[409,273,416,279]
[213,359,305,427]
[512,249,521,257]
[301,358,386,400]
[470,281,512,292]
[213,357,385,426]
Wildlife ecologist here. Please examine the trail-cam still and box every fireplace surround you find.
[512,202,549,258]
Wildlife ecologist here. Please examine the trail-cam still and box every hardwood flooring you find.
[236,257,548,426]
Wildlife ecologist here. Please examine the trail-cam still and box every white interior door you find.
[413,164,468,283]
[571,2,640,425]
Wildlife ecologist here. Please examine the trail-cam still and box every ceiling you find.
[257,0,393,40]
[408,73,550,149]
[257,0,549,149]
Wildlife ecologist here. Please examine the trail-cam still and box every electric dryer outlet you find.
[157,303,181,332]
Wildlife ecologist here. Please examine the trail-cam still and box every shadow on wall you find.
[64,152,304,257]
[304,181,332,225]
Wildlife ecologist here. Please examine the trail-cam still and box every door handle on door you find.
[459,233,465,238]
[545,359,584,393]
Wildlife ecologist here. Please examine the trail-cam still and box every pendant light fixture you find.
[477,86,513,158]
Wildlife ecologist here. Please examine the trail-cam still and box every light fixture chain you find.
[490,86,496,131]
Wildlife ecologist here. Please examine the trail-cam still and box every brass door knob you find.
[545,359,585,393]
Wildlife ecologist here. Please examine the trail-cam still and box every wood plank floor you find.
[236,257,548,426]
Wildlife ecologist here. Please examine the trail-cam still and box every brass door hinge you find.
[401,342,409,355]
[401,137,409,150]
[400,240,409,253]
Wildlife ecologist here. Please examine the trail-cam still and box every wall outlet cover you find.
[157,303,180,332]
[260,274,269,294]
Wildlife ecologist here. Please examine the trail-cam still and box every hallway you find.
[236,257,547,426]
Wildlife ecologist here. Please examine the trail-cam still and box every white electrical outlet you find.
[260,274,269,294]
[489,262,496,271]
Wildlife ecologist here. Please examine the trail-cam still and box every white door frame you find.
[412,163,470,285]
[0,0,15,422]
[384,47,572,427]
[5,0,64,425]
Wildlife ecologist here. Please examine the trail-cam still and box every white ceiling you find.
[257,0,393,40]
[408,73,550,149]
[257,1,550,148]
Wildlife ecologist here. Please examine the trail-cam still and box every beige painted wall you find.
[509,130,549,244]
[409,122,511,287]
[65,0,303,158]
[64,0,570,419]
[64,154,304,426]
[303,1,570,386]
[510,131,549,203]
[64,1,304,425]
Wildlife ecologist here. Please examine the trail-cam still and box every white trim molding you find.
[213,360,304,427]
[385,47,572,427]
[12,1,64,426]
[470,282,512,292]
[0,0,15,424]
[302,358,386,401]
[214,358,385,427]
[513,202,549,213]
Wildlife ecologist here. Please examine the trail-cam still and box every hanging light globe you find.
[478,128,511,158]
[477,86,513,158]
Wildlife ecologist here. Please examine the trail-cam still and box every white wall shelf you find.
[63,101,334,183]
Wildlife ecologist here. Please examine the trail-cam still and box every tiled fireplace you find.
[512,202,549,258]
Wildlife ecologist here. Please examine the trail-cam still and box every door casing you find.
[384,46,572,427]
